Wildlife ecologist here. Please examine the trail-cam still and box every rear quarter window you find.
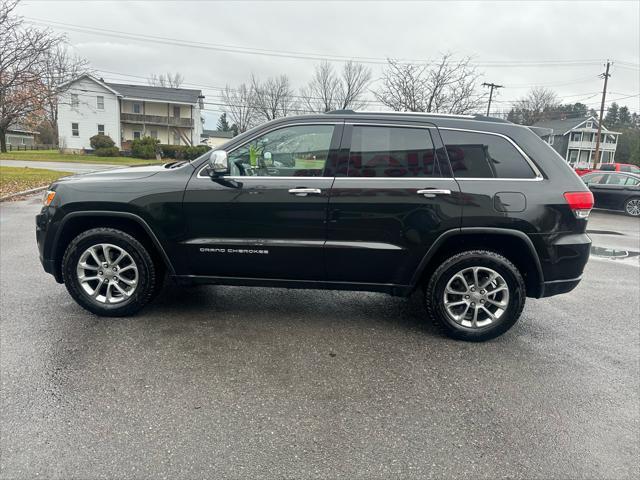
[440,129,536,179]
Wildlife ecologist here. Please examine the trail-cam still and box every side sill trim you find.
[172,275,412,296]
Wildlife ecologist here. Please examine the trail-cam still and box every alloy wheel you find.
[76,243,139,304]
[625,199,640,216]
[443,266,510,328]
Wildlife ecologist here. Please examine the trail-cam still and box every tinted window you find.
[348,126,439,177]
[440,130,536,179]
[604,174,628,185]
[624,176,640,186]
[598,164,615,171]
[582,173,605,185]
[228,125,335,177]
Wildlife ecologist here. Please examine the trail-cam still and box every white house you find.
[532,116,620,168]
[57,75,204,151]
[201,129,234,148]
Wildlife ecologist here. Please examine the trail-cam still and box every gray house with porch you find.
[532,116,620,168]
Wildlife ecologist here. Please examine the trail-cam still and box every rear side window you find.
[347,126,440,177]
[599,164,615,171]
[440,130,536,179]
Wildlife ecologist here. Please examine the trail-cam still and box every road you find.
[0,160,120,173]
[1,198,638,479]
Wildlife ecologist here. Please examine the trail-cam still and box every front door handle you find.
[417,189,452,197]
[288,188,322,196]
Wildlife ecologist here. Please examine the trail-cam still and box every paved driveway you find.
[1,198,638,479]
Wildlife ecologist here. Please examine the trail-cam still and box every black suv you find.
[36,112,593,341]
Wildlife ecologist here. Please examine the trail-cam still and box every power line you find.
[25,17,616,68]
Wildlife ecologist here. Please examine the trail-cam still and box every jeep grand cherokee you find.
[36,111,593,341]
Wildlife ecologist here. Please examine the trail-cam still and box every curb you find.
[0,185,47,202]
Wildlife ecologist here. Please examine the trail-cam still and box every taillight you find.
[564,191,594,219]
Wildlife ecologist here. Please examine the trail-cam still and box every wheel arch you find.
[52,211,175,282]
[410,228,544,298]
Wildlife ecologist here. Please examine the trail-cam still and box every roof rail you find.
[324,110,510,123]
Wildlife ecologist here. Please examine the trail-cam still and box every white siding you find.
[58,78,120,150]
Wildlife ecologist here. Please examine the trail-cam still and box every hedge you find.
[93,146,120,157]
[159,144,210,160]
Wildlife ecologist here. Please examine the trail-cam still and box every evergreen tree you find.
[217,113,232,132]
[618,106,631,127]
[604,102,619,126]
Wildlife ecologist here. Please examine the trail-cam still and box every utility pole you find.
[593,60,611,169]
[482,82,503,116]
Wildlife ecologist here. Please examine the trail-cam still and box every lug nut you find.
[465,295,470,299]
[480,290,485,294]
[98,271,103,275]
[103,278,108,283]
[471,302,475,306]
[102,262,108,268]
[471,287,475,292]
[480,299,485,303]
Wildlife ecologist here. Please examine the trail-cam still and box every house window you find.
[150,130,158,139]
[133,131,141,140]
[586,121,593,128]
[548,135,554,146]
[97,124,105,135]
[21,137,25,145]
[97,96,104,110]
[173,106,180,118]
[133,103,141,114]
[71,94,79,108]
[173,132,181,145]
[568,150,579,165]
[72,123,79,136]
[570,132,582,142]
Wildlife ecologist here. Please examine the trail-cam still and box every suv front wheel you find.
[62,228,161,316]
[425,250,526,341]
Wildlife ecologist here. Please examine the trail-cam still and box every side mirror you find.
[208,150,228,176]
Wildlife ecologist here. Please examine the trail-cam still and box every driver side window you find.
[228,124,335,177]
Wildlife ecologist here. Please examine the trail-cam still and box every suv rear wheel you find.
[62,228,161,316]
[425,250,526,341]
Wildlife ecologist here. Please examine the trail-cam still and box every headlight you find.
[42,190,56,206]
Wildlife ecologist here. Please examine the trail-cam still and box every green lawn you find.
[0,166,73,198]
[0,149,157,166]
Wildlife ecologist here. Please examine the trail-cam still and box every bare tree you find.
[374,55,485,114]
[508,87,560,125]
[148,72,184,88]
[300,61,340,113]
[251,74,295,121]
[221,83,255,133]
[42,45,90,140]
[373,59,430,112]
[0,0,63,151]
[336,60,372,110]
[300,60,372,113]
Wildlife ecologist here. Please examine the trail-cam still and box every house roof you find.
[105,82,203,104]
[202,130,234,139]
[532,116,605,135]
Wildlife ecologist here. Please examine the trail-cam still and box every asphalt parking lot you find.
[1,197,638,479]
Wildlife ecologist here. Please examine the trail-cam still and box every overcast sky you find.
[17,0,640,126]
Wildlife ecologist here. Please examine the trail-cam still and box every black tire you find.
[62,228,160,316]
[424,250,526,342]
[623,197,640,217]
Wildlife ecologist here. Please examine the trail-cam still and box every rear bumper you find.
[539,276,582,298]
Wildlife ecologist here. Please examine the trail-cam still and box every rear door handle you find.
[417,189,451,197]
[288,188,322,196]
